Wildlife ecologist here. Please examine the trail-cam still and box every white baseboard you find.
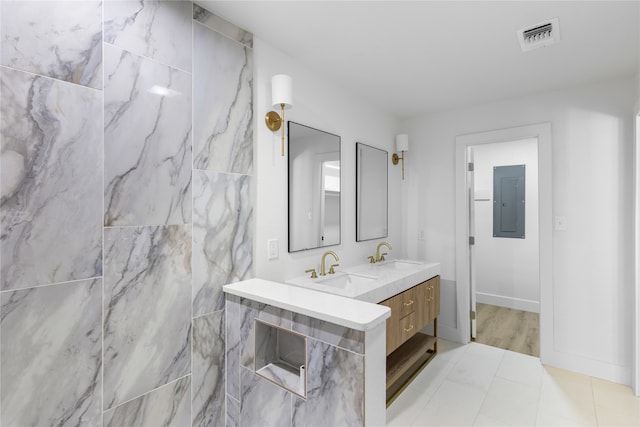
[542,350,631,386]
[436,322,467,344]
[476,292,540,313]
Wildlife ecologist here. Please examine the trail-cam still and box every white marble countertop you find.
[286,259,441,303]
[223,278,390,331]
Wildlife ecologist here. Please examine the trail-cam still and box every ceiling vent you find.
[517,18,560,52]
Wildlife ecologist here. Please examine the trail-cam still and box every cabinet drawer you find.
[400,312,417,342]
[400,287,417,317]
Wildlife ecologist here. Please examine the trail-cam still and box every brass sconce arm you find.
[265,103,286,156]
[392,151,406,180]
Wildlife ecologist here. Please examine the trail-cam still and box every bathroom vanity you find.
[223,279,390,427]
[223,260,440,426]
[286,259,441,405]
[379,275,440,403]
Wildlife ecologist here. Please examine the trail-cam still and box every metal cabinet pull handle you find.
[403,325,414,332]
[403,300,414,307]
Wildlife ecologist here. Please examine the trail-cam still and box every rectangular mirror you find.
[356,142,388,241]
[288,122,341,252]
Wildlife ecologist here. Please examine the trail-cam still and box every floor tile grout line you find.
[590,377,600,427]
[470,348,508,426]
[534,353,546,426]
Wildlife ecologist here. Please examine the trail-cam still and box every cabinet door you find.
[417,276,441,327]
[430,276,441,319]
[415,280,431,330]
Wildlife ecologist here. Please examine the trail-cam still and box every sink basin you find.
[375,259,423,271]
[315,272,377,289]
[285,259,440,302]
[285,272,378,297]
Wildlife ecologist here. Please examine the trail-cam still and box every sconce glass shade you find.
[396,134,409,152]
[272,74,293,109]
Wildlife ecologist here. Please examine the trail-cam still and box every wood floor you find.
[475,303,539,357]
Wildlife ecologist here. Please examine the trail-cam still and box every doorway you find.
[469,139,540,357]
[455,123,553,364]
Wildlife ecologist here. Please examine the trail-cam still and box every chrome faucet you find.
[375,242,392,263]
[320,250,339,276]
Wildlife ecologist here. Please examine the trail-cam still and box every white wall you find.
[473,139,540,312]
[254,38,402,282]
[403,77,636,384]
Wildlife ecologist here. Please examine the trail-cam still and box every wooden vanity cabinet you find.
[379,275,440,404]
[380,285,419,356]
[416,278,440,331]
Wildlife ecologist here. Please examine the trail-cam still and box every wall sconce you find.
[392,134,409,180]
[265,74,293,156]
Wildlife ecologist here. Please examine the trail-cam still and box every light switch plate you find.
[267,239,279,260]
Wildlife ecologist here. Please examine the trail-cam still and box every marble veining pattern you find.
[240,299,292,369]
[256,363,304,396]
[193,171,252,317]
[103,376,191,427]
[226,295,241,400]
[1,67,103,290]
[192,311,225,427]
[1,1,103,89]
[104,44,192,227]
[103,225,192,409]
[293,338,365,426]
[293,313,365,354]
[226,396,240,427]
[193,22,253,174]
[240,367,291,427]
[193,4,253,48]
[104,0,192,71]
[0,279,102,426]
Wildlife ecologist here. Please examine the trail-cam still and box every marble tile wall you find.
[0,1,253,426]
[226,296,367,427]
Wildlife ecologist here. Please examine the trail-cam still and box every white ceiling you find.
[197,1,639,120]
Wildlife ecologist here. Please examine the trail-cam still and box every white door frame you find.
[455,123,553,363]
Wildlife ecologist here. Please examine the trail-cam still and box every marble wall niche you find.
[0,279,102,426]
[226,296,367,427]
[0,0,103,89]
[193,6,254,174]
[103,43,192,227]
[193,170,253,317]
[103,225,192,409]
[0,67,103,291]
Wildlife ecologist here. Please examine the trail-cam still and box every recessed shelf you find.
[254,319,307,398]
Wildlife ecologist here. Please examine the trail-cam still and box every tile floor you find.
[386,340,640,426]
